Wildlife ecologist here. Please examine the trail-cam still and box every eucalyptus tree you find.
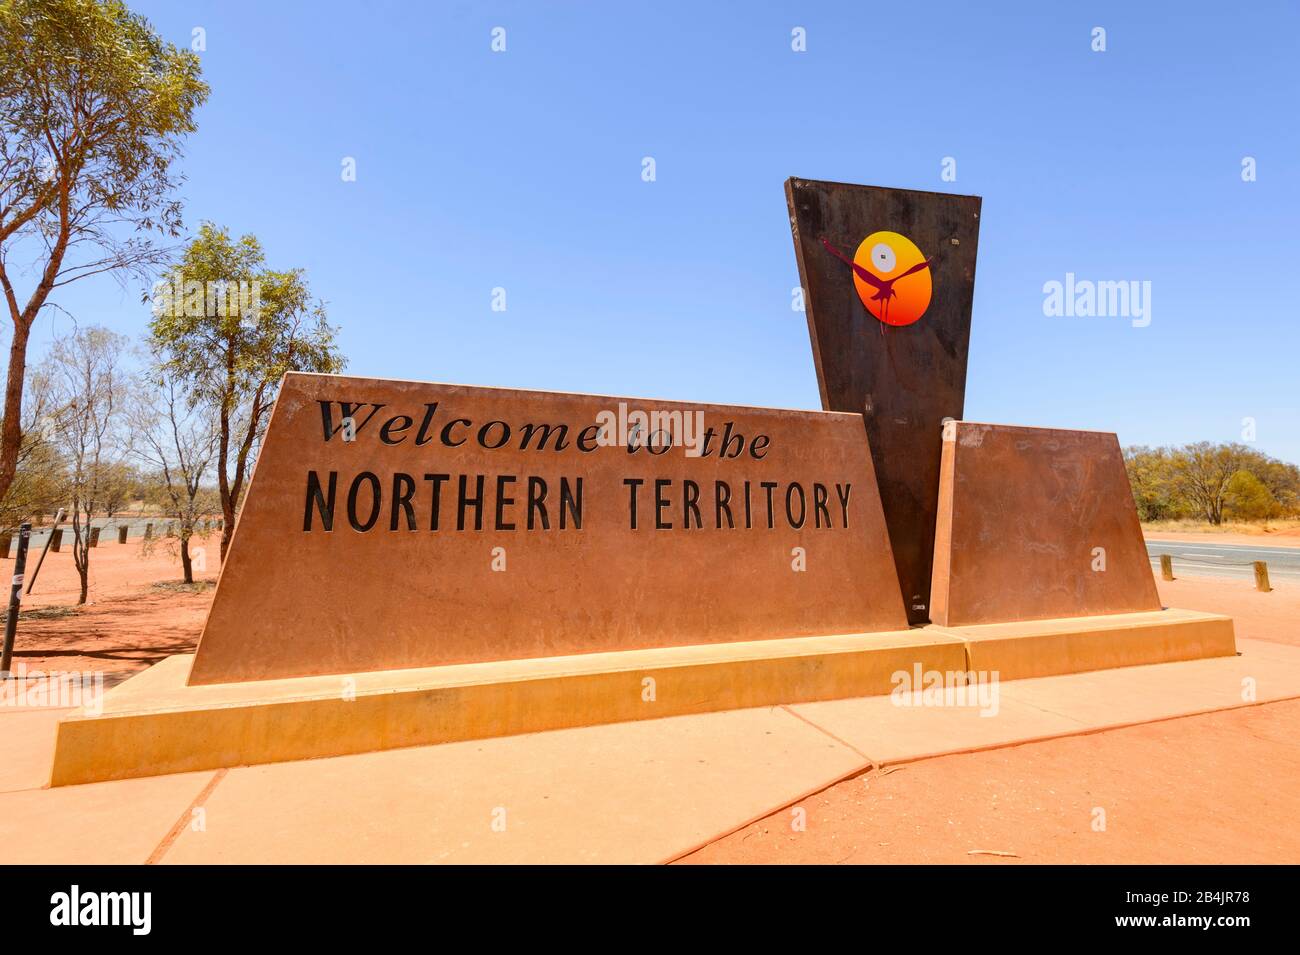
[0,0,207,507]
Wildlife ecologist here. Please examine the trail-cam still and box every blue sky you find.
[27,0,1300,462]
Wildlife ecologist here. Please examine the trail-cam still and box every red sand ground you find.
[1142,521,1300,546]
[1145,530,1300,547]
[1156,575,1297,647]
[4,531,222,684]
[677,701,1300,864]
[6,529,1298,864]
[681,549,1300,865]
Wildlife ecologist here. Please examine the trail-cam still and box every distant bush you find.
[1124,442,1299,524]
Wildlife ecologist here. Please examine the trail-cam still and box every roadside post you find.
[25,507,64,596]
[2,524,32,677]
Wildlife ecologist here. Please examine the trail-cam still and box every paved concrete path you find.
[1,637,1297,864]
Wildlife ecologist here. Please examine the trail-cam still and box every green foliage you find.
[0,362,67,528]
[0,0,208,508]
[146,222,345,556]
[0,0,208,238]
[1124,443,1300,524]
[1123,445,1177,522]
[147,223,344,406]
[1224,471,1279,522]
[96,459,149,515]
[0,430,65,527]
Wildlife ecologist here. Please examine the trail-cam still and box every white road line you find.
[1145,540,1300,555]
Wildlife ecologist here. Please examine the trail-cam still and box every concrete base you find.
[940,608,1238,681]
[48,608,1235,786]
[50,629,963,786]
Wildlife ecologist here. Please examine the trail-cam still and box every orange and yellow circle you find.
[851,230,932,326]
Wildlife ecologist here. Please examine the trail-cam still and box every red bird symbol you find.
[820,237,934,326]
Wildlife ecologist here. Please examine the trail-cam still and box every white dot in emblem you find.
[871,243,896,273]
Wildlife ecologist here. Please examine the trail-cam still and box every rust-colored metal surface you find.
[189,373,909,684]
[786,178,981,623]
[929,422,1162,626]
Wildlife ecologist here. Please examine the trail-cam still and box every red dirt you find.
[1155,575,1298,647]
[4,532,222,684]
[678,572,1300,865]
[1144,527,1300,547]
[676,700,1300,864]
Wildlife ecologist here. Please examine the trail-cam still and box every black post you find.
[2,523,32,677]
[25,507,63,596]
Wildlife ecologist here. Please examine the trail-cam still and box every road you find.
[1146,539,1300,581]
[1,517,205,558]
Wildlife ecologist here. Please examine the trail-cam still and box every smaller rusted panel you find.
[930,422,1162,626]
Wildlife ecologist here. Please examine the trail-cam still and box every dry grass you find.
[151,578,218,595]
[1141,518,1300,537]
[0,604,79,623]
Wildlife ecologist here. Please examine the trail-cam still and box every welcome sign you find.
[189,373,910,684]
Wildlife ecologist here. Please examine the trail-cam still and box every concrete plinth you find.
[50,629,960,786]
[942,608,1236,681]
[49,607,1234,786]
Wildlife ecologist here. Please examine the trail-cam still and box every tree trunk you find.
[217,348,235,562]
[0,318,32,506]
[220,499,234,561]
[180,536,193,584]
[76,540,89,605]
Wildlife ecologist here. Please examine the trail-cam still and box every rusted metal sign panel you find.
[930,422,1162,626]
[786,178,981,623]
[189,372,909,684]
